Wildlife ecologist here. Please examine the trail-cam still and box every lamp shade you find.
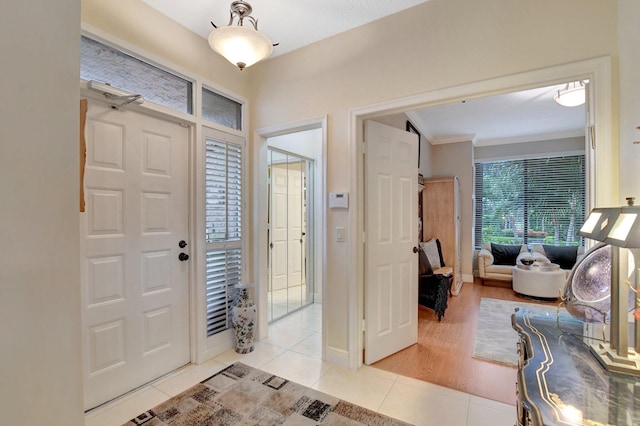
[208,26,273,70]
[579,208,619,242]
[603,206,640,248]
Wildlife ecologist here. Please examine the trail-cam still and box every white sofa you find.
[477,243,529,284]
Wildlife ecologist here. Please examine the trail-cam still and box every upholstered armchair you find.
[477,243,529,284]
[418,239,452,321]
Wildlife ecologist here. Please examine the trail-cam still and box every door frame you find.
[348,57,614,370]
[255,117,328,353]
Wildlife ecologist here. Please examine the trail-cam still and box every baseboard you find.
[462,274,474,283]
[324,346,350,369]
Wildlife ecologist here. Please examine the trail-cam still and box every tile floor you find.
[85,303,515,426]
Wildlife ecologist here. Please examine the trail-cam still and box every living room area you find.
[369,78,591,406]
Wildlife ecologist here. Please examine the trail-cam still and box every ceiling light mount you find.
[208,1,277,71]
[554,80,586,107]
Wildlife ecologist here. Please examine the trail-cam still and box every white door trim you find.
[348,56,613,370]
[254,116,328,357]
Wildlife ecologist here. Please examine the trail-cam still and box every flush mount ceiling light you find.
[208,1,277,71]
[554,80,586,107]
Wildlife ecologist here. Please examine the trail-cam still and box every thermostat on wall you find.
[329,192,349,209]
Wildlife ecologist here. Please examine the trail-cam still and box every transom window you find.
[80,36,193,114]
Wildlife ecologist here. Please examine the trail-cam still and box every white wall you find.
[0,0,84,424]
[431,141,474,281]
[618,0,640,202]
[249,0,618,355]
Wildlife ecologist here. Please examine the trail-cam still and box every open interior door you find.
[364,120,418,364]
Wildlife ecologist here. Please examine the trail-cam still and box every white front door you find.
[364,120,418,364]
[80,100,190,409]
[271,164,289,292]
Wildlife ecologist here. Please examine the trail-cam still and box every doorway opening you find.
[348,57,612,371]
[267,147,315,322]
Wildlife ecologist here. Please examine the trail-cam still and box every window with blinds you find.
[474,155,585,249]
[205,139,243,337]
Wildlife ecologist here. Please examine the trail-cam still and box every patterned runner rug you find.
[123,362,411,425]
[472,297,561,367]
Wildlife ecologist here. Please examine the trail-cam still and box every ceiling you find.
[141,0,431,57]
[407,83,586,147]
[140,0,585,147]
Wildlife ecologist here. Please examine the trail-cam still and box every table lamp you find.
[578,197,640,376]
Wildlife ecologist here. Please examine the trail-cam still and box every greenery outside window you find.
[474,155,586,249]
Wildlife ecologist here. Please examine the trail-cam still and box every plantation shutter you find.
[474,155,585,249]
[205,139,243,337]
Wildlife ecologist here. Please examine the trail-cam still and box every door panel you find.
[271,166,289,291]
[364,120,418,364]
[81,100,190,409]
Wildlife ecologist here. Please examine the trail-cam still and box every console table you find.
[512,308,640,425]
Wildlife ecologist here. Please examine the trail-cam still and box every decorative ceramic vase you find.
[232,283,256,354]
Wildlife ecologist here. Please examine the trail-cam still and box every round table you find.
[512,263,566,299]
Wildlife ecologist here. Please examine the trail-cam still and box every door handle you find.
[179,253,189,261]
[178,240,188,248]
[413,246,419,254]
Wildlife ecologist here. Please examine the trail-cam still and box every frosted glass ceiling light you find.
[208,1,277,71]
[554,80,586,107]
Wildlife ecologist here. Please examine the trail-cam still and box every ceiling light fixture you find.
[208,1,277,71]
[554,80,586,107]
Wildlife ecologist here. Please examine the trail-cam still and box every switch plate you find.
[336,227,345,242]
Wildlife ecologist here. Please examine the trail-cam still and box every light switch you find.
[336,226,345,242]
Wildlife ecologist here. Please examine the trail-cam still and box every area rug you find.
[472,298,562,367]
[123,362,411,425]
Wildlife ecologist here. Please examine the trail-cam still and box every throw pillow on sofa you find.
[490,243,522,266]
[542,245,579,270]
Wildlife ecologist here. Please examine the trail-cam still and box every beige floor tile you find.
[213,341,286,368]
[289,330,322,358]
[311,365,397,411]
[378,381,470,426]
[260,350,332,387]
[467,396,515,426]
[263,322,316,349]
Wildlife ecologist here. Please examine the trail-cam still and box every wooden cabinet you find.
[422,176,462,294]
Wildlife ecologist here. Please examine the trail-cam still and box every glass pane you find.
[474,155,585,249]
[81,36,193,114]
[202,88,242,130]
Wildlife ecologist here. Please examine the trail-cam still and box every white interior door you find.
[364,120,418,364]
[81,99,190,409]
[287,161,304,289]
[271,164,289,292]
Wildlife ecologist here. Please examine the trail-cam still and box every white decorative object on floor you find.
[232,283,257,353]
[512,263,566,299]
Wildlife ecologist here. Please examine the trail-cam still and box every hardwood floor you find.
[372,278,557,406]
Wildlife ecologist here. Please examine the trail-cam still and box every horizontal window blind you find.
[205,138,243,337]
[474,155,585,249]
[206,140,242,242]
[205,249,241,337]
